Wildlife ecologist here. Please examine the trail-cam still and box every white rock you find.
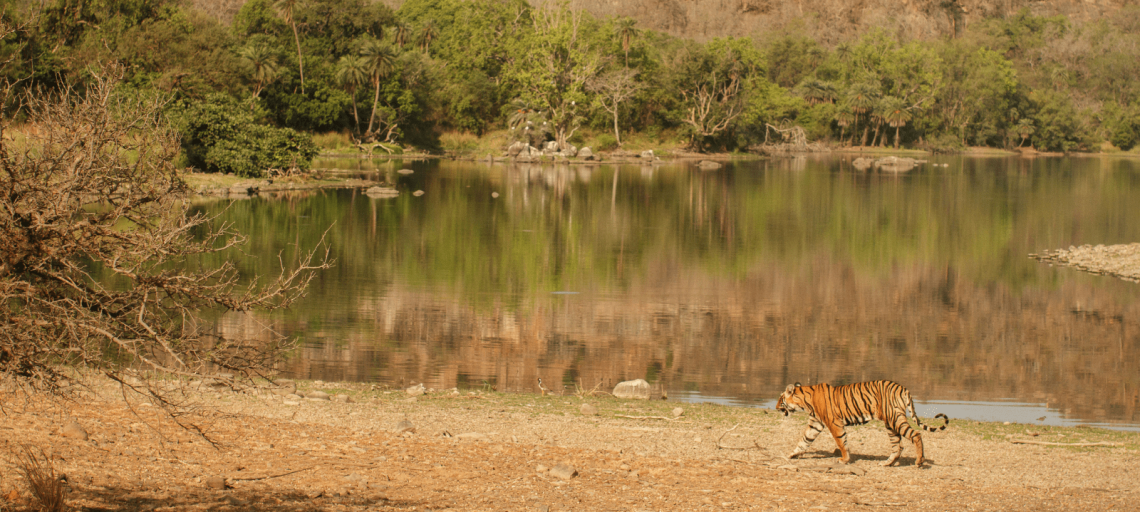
[612,379,652,399]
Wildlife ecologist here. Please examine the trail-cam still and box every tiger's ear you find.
[794,382,801,388]
[785,383,797,393]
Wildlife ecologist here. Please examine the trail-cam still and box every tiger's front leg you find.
[788,417,826,459]
[825,421,852,464]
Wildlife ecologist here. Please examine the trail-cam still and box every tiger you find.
[775,380,949,467]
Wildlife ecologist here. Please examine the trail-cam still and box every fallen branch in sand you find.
[1010,440,1122,447]
[229,465,316,482]
[715,423,769,452]
[614,414,687,422]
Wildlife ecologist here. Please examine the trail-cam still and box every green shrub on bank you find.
[176,94,318,178]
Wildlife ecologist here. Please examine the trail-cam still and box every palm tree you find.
[615,17,639,67]
[1016,118,1035,147]
[359,39,396,135]
[835,108,855,146]
[274,0,306,94]
[237,39,281,110]
[846,82,880,146]
[418,19,437,53]
[880,96,912,149]
[799,79,838,106]
[335,55,369,132]
[392,20,409,49]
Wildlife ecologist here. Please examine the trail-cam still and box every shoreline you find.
[6,377,1138,510]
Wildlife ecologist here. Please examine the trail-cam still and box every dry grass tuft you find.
[13,446,66,512]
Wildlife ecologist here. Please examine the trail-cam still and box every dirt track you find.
[2,380,1138,511]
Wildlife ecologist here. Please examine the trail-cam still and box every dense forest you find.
[3,0,1140,176]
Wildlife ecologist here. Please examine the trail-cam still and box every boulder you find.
[578,147,594,160]
[874,156,919,173]
[640,150,655,159]
[60,421,88,441]
[851,157,875,171]
[365,186,399,198]
[543,141,561,155]
[395,419,416,434]
[697,160,721,170]
[549,464,578,480]
[304,390,330,401]
[507,141,527,157]
[612,379,652,400]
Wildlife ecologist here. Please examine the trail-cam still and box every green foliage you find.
[1030,90,1089,152]
[1099,102,1139,151]
[6,0,1140,153]
[176,94,319,177]
[592,133,618,151]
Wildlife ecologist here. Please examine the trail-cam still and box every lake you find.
[196,154,1140,430]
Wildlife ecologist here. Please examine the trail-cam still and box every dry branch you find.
[0,66,331,426]
[614,414,687,422]
[1010,440,1122,447]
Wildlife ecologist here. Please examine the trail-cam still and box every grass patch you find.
[311,131,356,152]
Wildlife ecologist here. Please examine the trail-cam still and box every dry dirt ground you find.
[2,379,1138,512]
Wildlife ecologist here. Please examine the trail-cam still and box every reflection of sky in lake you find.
[670,391,1140,432]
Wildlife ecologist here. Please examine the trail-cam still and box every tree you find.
[0,71,329,401]
[359,38,396,136]
[393,20,409,49]
[275,0,306,94]
[845,81,880,146]
[672,38,764,150]
[797,79,838,106]
[880,96,912,148]
[614,17,638,67]
[335,55,370,132]
[237,37,281,110]
[835,108,855,146]
[587,68,643,146]
[502,4,602,151]
[418,18,437,52]
[1015,118,1035,147]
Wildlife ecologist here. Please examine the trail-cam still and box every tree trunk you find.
[350,89,360,133]
[894,125,900,149]
[292,22,305,94]
[367,78,381,136]
[612,108,621,146]
[860,124,870,147]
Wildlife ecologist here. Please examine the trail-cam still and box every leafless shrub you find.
[12,446,66,512]
[0,65,331,410]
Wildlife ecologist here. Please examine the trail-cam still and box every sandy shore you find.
[2,378,1137,511]
[1031,243,1140,283]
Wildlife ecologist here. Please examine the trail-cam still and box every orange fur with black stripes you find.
[775,380,949,466]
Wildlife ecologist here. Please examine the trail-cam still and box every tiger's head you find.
[775,383,805,417]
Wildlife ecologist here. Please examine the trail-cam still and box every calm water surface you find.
[199,155,1140,430]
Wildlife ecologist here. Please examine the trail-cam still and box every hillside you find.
[192,0,1129,41]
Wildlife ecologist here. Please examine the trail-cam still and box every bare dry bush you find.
[12,447,65,512]
[0,67,330,409]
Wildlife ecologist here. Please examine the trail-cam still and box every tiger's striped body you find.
[775,380,948,466]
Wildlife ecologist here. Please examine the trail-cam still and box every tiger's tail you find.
[908,394,949,432]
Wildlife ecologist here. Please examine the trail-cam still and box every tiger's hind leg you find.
[881,428,903,466]
[788,418,826,459]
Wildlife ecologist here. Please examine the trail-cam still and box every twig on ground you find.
[716,423,740,449]
[614,414,687,422]
[229,465,316,482]
[1013,439,1115,447]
